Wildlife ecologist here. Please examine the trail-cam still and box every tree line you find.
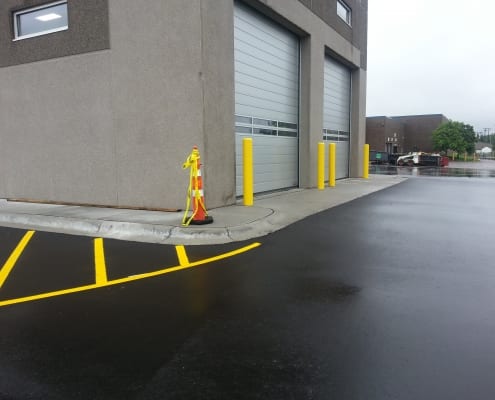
[477,134,495,144]
[432,121,477,154]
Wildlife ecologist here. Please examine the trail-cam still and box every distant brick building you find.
[366,114,448,154]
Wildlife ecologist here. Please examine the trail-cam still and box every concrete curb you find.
[0,176,407,244]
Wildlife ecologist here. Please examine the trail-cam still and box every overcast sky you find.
[366,0,495,133]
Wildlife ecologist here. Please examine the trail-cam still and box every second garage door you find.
[323,56,351,180]
[234,2,299,195]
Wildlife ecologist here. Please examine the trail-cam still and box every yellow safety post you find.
[329,143,336,187]
[243,138,253,206]
[317,142,325,190]
[363,144,369,179]
[464,152,467,162]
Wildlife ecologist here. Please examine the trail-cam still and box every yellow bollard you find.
[243,138,253,206]
[329,143,336,187]
[363,144,369,179]
[317,142,325,190]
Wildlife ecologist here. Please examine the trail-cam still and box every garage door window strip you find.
[235,115,298,137]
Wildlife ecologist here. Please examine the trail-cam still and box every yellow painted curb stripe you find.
[175,245,189,266]
[0,230,35,289]
[94,238,108,284]
[0,242,261,308]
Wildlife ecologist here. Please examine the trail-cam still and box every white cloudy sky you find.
[366,0,495,133]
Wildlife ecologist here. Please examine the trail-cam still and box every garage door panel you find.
[235,68,298,95]
[234,7,298,49]
[324,78,348,91]
[325,72,348,83]
[235,2,299,196]
[324,92,350,104]
[234,32,298,65]
[235,106,296,125]
[323,141,350,180]
[233,17,298,52]
[235,84,298,108]
[323,56,351,179]
[324,115,348,125]
[234,53,298,80]
[235,102,298,124]
[235,96,297,118]
[234,50,298,82]
[235,134,298,195]
[324,113,349,125]
[234,29,297,58]
[325,65,349,78]
[324,115,350,130]
[234,136,298,160]
[324,104,349,116]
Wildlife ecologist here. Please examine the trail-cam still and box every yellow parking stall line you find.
[94,238,108,284]
[0,230,35,289]
[175,245,189,266]
[0,242,261,308]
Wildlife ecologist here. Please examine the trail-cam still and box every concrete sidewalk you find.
[0,175,406,245]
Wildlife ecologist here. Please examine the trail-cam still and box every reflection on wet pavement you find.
[370,164,495,178]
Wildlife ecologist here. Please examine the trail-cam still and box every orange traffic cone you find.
[182,146,214,226]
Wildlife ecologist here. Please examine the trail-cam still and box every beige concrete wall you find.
[108,0,204,209]
[0,0,235,209]
[0,51,117,204]
[350,68,367,178]
[200,0,236,207]
[299,34,325,188]
[0,0,366,208]
[108,0,235,209]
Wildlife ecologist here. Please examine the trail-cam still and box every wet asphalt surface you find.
[1,177,495,399]
[370,160,495,177]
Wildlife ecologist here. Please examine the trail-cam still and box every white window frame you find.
[337,0,352,26]
[13,0,68,41]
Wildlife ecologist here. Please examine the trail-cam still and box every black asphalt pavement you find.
[1,177,495,399]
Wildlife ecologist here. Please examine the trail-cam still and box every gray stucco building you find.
[1,0,368,209]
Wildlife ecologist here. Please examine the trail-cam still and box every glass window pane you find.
[278,130,297,137]
[235,115,252,124]
[236,126,252,134]
[278,122,298,130]
[15,2,68,39]
[253,118,277,127]
[337,1,351,25]
[253,128,277,136]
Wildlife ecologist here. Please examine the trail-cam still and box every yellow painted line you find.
[0,242,261,308]
[94,238,108,284]
[175,245,189,266]
[0,230,35,289]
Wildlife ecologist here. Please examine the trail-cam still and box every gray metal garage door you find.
[323,56,351,180]
[234,2,299,195]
